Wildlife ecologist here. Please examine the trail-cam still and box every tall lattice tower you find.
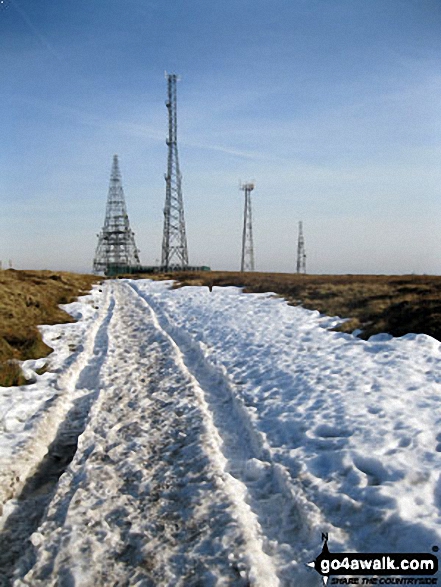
[161,73,189,270]
[240,182,255,272]
[296,220,306,274]
[93,155,140,275]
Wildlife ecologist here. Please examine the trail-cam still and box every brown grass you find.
[4,268,441,385]
[132,270,441,342]
[0,270,100,386]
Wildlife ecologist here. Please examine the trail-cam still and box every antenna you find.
[161,73,189,270]
[93,155,140,275]
[240,182,255,272]
[296,220,306,274]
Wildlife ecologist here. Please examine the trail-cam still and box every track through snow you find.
[127,283,322,586]
[128,283,323,582]
[11,281,317,587]
[2,279,441,586]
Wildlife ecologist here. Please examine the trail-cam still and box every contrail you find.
[10,0,62,61]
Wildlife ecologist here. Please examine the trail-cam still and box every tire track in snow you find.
[0,287,113,585]
[14,282,259,587]
[119,283,281,587]
[128,282,321,587]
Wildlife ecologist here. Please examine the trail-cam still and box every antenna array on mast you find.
[161,73,189,270]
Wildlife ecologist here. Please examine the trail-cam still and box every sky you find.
[0,0,440,274]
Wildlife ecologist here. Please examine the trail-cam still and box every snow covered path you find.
[1,279,440,586]
[10,282,279,586]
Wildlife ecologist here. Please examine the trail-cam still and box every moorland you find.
[1,268,441,386]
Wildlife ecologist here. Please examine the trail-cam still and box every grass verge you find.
[0,270,100,386]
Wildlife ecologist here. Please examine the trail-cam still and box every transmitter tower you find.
[161,73,189,270]
[240,182,255,272]
[93,155,140,274]
[296,220,306,274]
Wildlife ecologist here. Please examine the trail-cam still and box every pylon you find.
[93,155,140,275]
[240,183,255,272]
[161,73,189,270]
[296,221,306,274]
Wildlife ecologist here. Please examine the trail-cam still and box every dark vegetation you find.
[2,268,441,386]
[0,270,99,386]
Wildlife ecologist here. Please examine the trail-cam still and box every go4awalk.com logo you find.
[306,535,438,586]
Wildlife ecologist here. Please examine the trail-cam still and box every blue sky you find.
[0,0,440,273]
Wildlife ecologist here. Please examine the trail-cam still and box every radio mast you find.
[93,155,140,275]
[240,183,255,272]
[161,73,189,270]
[296,221,306,274]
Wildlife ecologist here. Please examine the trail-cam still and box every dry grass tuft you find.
[0,269,100,386]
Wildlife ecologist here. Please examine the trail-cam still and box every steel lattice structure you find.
[161,73,189,270]
[240,182,255,272]
[93,155,140,275]
[296,220,306,274]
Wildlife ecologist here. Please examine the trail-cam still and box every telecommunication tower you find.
[93,155,140,274]
[161,73,189,269]
[240,182,255,272]
[296,220,306,274]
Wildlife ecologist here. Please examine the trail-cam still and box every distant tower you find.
[240,182,255,272]
[161,73,189,270]
[93,155,140,275]
[296,221,306,274]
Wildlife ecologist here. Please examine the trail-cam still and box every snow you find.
[0,287,104,511]
[0,279,440,586]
